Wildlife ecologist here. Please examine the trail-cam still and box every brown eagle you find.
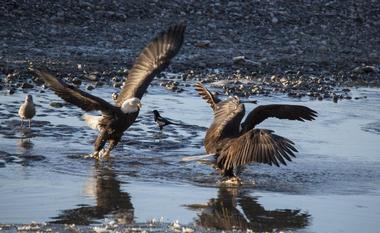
[192,82,317,180]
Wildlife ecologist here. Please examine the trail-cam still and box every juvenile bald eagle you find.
[31,23,186,157]
[194,82,317,178]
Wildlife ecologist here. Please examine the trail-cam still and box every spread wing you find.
[241,104,317,133]
[115,23,186,105]
[194,82,221,111]
[204,97,245,153]
[238,195,309,231]
[217,129,297,170]
[31,69,115,115]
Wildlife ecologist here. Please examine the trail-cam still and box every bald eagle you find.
[31,23,186,158]
[194,82,317,179]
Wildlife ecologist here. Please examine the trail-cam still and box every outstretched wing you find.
[217,129,297,170]
[194,82,221,111]
[204,97,245,153]
[31,69,115,115]
[116,23,186,105]
[241,104,317,133]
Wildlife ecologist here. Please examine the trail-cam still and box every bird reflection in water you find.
[16,130,34,154]
[51,161,134,225]
[186,187,310,232]
[16,138,34,151]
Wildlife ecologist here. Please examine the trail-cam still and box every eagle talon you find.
[99,149,111,158]
[85,151,100,160]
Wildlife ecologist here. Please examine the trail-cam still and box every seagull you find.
[18,94,36,128]
[31,23,186,158]
[152,110,180,130]
[185,82,317,181]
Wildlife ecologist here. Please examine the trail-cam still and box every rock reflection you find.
[186,187,310,232]
[51,161,134,225]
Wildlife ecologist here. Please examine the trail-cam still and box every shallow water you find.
[0,83,379,232]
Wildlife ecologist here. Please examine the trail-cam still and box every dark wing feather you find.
[204,97,245,153]
[194,82,220,111]
[116,23,186,105]
[241,104,318,133]
[217,129,297,171]
[31,69,115,114]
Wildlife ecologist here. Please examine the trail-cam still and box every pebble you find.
[0,159,5,167]
[85,73,98,81]
[7,88,15,95]
[50,102,64,108]
[112,93,119,101]
[195,40,211,48]
[86,85,94,91]
[333,95,339,103]
[21,82,34,89]
[233,56,247,65]
[72,77,81,85]
[353,65,378,74]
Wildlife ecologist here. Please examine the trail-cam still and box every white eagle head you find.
[121,97,142,114]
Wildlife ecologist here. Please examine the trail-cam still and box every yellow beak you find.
[137,103,142,109]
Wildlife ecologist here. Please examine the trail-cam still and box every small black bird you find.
[152,110,180,130]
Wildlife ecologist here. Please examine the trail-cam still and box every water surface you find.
[0,84,379,232]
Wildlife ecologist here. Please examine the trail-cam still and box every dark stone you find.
[50,102,64,108]
[86,85,94,91]
[72,78,81,85]
[21,82,34,89]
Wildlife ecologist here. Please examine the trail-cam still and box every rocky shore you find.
[1,0,379,101]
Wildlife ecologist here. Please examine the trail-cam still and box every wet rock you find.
[50,102,64,108]
[233,56,261,66]
[113,82,122,88]
[21,82,34,89]
[112,93,118,101]
[95,81,104,87]
[72,77,81,85]
[233,56,247,65]
[112,76,122,83]
[353,65,378,74]
[86,85,94,91]
[85,73,98,81]
[195,40,211,48]
[333,95,339,103]
[7,88,15,95]
[160,80,184,92]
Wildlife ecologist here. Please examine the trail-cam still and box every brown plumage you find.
[194,82,221,111]
[195,82,317,177]
[18,94,36,128]
[31,23,186,157]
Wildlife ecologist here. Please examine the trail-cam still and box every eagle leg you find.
[93,129,108,159]
[102,138,119,158]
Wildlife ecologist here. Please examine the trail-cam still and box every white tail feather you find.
[181,154,215,162]
[82,114,102,131]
